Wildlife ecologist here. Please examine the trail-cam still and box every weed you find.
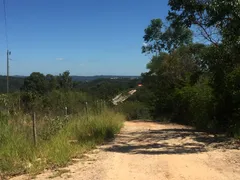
[0,108,124,177]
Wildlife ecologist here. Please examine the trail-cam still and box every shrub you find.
[226,67,240,137]
[116,101,151,120]
[174,80,215,130]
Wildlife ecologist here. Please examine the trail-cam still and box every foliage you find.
[0,108,123,177]
[0,76,24,93]
[174,78,215,130]
[21,71,73,95]
[57,71,73,91]
[142,18,192,54]
[116,101,151,120]
[75,78,140,100]
[139,0,240,136]
[21,72,48,95]
[0,72,128,177]
[226,66,240,137]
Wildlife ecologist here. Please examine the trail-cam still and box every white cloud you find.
[56,58,64,61]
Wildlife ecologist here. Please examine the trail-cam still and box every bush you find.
[19,90,92,116]
[226,67,240,137]
[116,101,151,120]
[174,80,215,130]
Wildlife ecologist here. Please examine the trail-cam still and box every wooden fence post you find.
[18,95,21,111]
[85,102,89,120]
[32,112,37,146]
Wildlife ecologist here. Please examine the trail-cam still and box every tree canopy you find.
[140,0,240,135]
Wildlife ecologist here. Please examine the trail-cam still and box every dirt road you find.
[12,121,240,180]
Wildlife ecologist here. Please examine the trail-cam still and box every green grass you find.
[0,109,124,178]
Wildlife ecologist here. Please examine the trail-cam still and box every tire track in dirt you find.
[11,121,240,180]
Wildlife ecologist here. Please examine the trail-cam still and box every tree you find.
[141,19,197,117]
[21,72,47,95]
[142,42,206,118]
[164,0,240,133]
[167,0,240,50]
[58,71,73,91]
[46,74,57,92]
[142,18,192,55]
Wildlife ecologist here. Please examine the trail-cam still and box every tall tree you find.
[167,0,240,50]
[142,18,192,55]
[21,72,47,95]
[166,0,240,132]
[46,74,57,91]
[58,71,73,91]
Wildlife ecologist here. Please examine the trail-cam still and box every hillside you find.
[0,75,140,93]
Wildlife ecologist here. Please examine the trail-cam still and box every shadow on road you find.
[103,127,239,155]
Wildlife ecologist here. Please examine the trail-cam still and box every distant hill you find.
[10,75,139,81]
[0,75,140,93]
[71,75,140,82]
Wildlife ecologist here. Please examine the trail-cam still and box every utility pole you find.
[6,50,11,94]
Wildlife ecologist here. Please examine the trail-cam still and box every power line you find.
[2,0,9,49]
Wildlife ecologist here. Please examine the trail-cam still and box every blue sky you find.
[0,0,169,76]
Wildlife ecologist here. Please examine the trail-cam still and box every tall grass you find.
[0,109,124,178]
